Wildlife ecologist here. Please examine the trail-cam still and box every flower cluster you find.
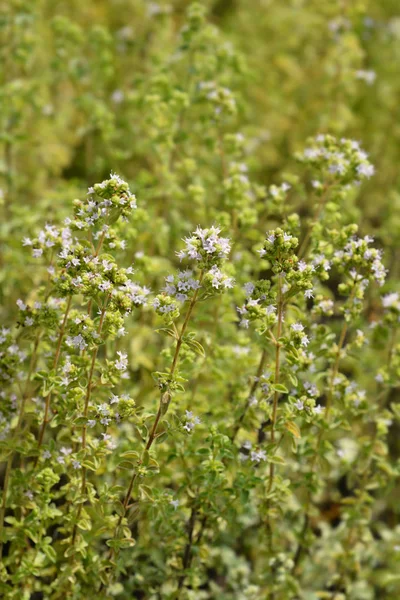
[297,134,376,185]
[258,227,299,273]
[70,172,137,230]
[236,280,277,330]
[177,226,231,267]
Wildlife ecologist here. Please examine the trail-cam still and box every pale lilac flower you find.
[356,163,375,178]
[250,449,267,463]
[115,351,128,371]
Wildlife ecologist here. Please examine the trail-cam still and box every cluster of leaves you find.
[1,2,400,600]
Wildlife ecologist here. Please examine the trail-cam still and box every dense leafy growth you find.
[1,1,400,599]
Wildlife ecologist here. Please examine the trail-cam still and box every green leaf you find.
[43,545,57,563]
[155,431,168,444]
[284,421,301,438]
[117,460,135,470]
[155,328,178,339]
[113,501,126,517]
[73,417,88,426]
[77,518,92,531]
[118,537,136,548]
[185,338,206,357]
[268,454,286,465]
[120,451,140,460]
[142,449,150,466]
[271,383,288,394]
[82,460,97,471]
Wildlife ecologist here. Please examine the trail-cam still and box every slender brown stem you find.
[0,333,42,557]
[35,296,72,458]
[268,275,284,493]
[72,297,109,544]
[309,319,348,475]
[177,506,197,593]
[232,348,268,442]
[292,314,350,574]
[169,272,203,375]
[107,271,205,564]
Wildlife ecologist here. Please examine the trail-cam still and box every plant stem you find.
[176,506,197,594]
[108,271,204,562]
[231,348,268,442]
[0,333,41,558]
[268,274,284,493]
[35,295,72,458]
[71,296,109,544]
[310,318,348,472]
[292,314,350,573]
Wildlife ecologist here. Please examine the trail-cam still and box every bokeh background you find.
[1,0,400,318]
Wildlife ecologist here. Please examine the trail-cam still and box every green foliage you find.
[1,2,400,599]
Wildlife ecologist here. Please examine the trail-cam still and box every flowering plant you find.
[1,3,400,600]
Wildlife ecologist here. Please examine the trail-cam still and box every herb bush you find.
[1,2,400,599]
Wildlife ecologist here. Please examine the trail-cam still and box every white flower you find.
[66,334,87,351]
[170,499,180,509]
[60,447,72,455]
[301,335,310,347]
[356,163,375,179]
[318,299,334,313]
[244,282,255,296]
[355,69,376,85]
[298,260,307,272]
[249,396,258,407]
[291,323,304,332]
[232,345,250,357]
[16,299,27,311]
[294,400,304,410]
[382,292,400,309]
[99,280,112,292]
[247,299,259,307]
[111,89,124,104]
[250,449,267,463]
[115,351,128,371]
[183,412,201,432]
